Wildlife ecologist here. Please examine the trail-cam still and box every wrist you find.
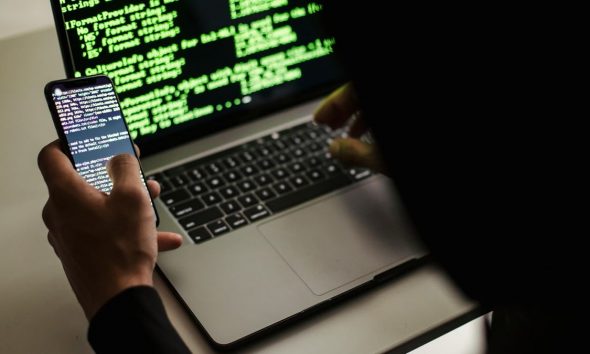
[83,272,154,320]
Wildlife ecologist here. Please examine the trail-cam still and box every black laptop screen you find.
[52,0,345,155]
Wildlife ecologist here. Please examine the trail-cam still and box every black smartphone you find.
[44,75,159,225]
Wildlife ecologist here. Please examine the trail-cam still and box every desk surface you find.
[0,27,475,353]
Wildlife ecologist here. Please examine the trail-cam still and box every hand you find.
[314,83,385,173]
[38,141,183,320]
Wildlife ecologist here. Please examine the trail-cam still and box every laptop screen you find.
[51,0,346,155]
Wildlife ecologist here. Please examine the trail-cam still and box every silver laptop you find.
[50,0,425,347]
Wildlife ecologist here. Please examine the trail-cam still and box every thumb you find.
[107,154,142,192]
[329,138,385,173]
[157,232,184,252]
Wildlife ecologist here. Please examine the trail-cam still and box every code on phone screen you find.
[52,82,138,193]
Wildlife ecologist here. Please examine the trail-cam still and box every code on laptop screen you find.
[57,0,344,149]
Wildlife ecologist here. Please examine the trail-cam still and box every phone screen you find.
[49,78,142,194]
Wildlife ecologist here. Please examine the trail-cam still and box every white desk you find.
[0,26,476,354]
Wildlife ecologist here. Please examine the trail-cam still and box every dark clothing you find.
[88,286,190,354]
[322,1,584,353]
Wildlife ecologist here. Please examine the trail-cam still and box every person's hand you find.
[314,83,385,173]
[38,141,183,320]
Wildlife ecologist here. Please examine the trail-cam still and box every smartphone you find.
[44,75,159,225]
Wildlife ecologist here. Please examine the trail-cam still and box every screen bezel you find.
[44,75,160,226]
[49,0,347,157]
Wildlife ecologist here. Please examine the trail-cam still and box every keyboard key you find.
[241,165,259,176]
[223,156,240,169]
[273,140,287,150]
[207,220,230,236]
[307,142,322,152]
[238,194,258,208]
[206,176,225,189]
[220,186,239,199]
[274,152,291,164]
[189,227,212,244]
[255,174,273,186]
[289,162,305,173]
[225,213,248,229]
[317,124,332,135]
[169,199,204,218]
[202,191,222,206]
[292,148,305,158]
[161,189,191,206]
[256,188,276,201]
[237,180,257,193]
[220,200,240,214]
[257,146,272,156]
[243,204,271,222]
[188,182,208,196]
[291,134,304,145]
[169,174,190,188]
[206,162,223,175]
[325,163,341,175]
[267,174,351,213]
[306,129,322,140]
[272,168,289,180]
[179,207,223,230]
[306,156,322,167]
[257,159,275,170]
[224,170,243,183]
[273,181,293,195]
[306,169,324,181]
[240,151,257,163]
[290,175,309,188]
[187,168,206,180]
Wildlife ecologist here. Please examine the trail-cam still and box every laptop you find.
[50,0,426,347]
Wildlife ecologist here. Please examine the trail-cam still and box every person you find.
[317,2,584,353]
[39,144,191,353]
[39,2,583,353]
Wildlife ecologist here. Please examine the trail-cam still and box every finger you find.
[314,83,360,129]
[134,144,141,158]
[107,154,143,195]
[157,232,183,252]
[37,140,87,192]
[348,113,369,138]
[147,180,161,199]
[42,201,56,230]
[329,138,385,173]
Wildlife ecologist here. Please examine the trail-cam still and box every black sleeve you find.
[88,286,191,354]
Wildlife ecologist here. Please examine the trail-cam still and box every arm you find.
[38,141,189,353]
[89,286,190,354]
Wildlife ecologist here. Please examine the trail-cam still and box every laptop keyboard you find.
[147,122,373,244]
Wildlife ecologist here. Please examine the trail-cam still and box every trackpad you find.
[259,177,419,296]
